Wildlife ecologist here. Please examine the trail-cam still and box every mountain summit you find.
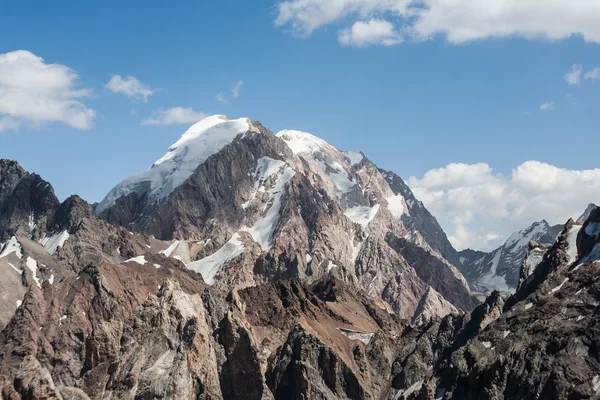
[96,115,478,317]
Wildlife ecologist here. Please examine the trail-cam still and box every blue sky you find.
[1,0,599,250]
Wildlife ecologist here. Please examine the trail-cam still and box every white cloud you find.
[216,92,229,104]
[540,102,555,111]
[0,50,96,133]
[275,0,600,45]
[216,80,243,104]
[585,67,600,80]
[231,80,243,98]
[408,161,600,251]
[339,19,403,46]
[565,64,583,85]
[141,107,208,125]
[105,75,155,102]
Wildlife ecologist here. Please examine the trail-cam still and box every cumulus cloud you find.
[0,50,96,133]
[540,102,555,111]
[565,64,583,85]
[275,0,600,45]
[141,107,208,125]
[585,67,600,80]
[408,161,600,251]
[105,75,155,102]
[339,19,402,46]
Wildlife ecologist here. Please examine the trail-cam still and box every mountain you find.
[2,115,599,399]
[1,159,600,398]
[459,220,563,293]
[96,115,479,316]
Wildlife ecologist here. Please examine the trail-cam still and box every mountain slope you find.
[459,220,562,293]
[96,115,479,317]
[1,182,598,399]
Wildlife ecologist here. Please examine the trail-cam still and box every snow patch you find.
[8,262,21,275]
[566,225,582,263]
[344,205,380,227]
[326,260,337,273]
[0,237,22,259]
[386,195,406,219]
[26,257,41,288]
[396,381,423,398]
[16,300,22,308]
[153,263,161,269]
[550,278,569,294]
[477,250,512,293]
[160,240,180,258]
[276,129,330,155]
[187,233,245,284]
[126,256,147,265]
[242,166,295,251]
[41,231,70,255]
[323,161,357,194]
[338,328,374,345]
[48,274,55,285]
[482,341,492,349]
[524,303,533,310]
[344,151,363,166]
[503,330,511,338]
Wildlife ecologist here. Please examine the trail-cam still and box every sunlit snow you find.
[126,256,147,265]
[97,115,251,212]
[41,230,70,255]
[25,257,41,288]
[344,205,380,227]
[187,233,245,284]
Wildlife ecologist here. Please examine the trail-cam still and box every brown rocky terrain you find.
[1,115,598,399]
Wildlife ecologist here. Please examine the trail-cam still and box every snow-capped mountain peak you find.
[459,219,562,293]
[577,203,597,223]
[96,115,256,213]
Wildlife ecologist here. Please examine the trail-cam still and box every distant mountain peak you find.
[577,203,597,223]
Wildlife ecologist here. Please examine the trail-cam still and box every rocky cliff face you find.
[459,220,563,293]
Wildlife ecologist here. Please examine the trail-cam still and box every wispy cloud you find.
[105,75,156,102]
[585,67,600,80]
[0,50,96,133]
[141,107,208,125]
[216,80,244,104]
[565,64,583,85]
[540,102,555,111]
[216,92,229,104]
[231,80,243,98]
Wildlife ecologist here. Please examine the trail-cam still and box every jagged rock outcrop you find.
[0,159,60,241]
